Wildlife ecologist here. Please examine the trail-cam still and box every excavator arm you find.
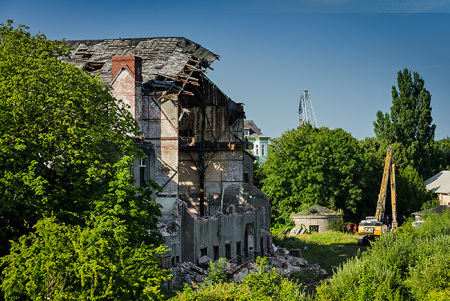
[358,147,397,244]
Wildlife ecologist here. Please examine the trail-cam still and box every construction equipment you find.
[298,90,317,127]
[357,147,398,245]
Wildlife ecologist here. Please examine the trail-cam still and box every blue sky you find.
[1,0,449,140]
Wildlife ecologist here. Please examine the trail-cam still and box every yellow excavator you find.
[358,147,398,245]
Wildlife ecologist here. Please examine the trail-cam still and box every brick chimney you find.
[111,56,143,130]
[112,56,143,82]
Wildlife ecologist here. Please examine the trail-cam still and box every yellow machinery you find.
[358,147,398,245]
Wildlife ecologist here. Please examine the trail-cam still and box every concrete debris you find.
[198,255,212,267]
[169,245,326,288]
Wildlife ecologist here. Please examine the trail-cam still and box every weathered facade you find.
[63,37,271,265]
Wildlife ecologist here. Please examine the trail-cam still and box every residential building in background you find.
[425,170,450,206]
[244,120,270,163]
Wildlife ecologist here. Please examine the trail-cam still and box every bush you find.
[329,217,346,232]
[316,212,450,300]
[205,258,228,285]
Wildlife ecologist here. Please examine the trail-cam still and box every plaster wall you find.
[291,215,342,233]
[182,207,270,264]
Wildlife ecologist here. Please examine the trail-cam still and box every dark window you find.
[309,225,319,232]
[139,158,148,186]
[200,247,207,257]
[225,244,231,259]
[260,237,264,256]
[236,241,242,264]
[213,245,219,261]
[243,172,249,183]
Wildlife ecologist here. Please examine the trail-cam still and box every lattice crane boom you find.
[298,90,317,127]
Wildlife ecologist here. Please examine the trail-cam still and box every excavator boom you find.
[358,147,397,244]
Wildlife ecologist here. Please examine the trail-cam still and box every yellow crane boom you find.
[358,147,397,244]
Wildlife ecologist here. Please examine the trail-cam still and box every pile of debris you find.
[169,245,327,287]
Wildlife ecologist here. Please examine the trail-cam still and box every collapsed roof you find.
[62,37,220,87]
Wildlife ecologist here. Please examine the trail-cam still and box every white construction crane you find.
[298,90,317,127]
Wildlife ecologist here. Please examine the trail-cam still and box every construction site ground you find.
[274,231,368,293]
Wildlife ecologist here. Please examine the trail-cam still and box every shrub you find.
[205,258,228,285]
[315,212,450,300]
[329,217,346,232]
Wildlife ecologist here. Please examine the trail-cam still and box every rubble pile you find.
[170,245,327,287]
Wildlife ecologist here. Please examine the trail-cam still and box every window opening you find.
[213,245,219,261]
[225,244,231,259]
[309,225,319,232]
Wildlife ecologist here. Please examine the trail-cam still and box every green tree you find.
[1,214,170,300]
[373,68,436,177]
[0,21,167,299]
[262,124,366,224]
[432,136,450,171]
[0,20,161,253]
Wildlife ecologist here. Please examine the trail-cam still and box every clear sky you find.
[1,0,449,141]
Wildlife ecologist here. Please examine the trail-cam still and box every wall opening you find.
[236,241,242,264]
[225,243,231,259]
[309,225,319,232]
[213,245,219,261]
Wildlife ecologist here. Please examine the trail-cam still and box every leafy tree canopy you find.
[1,214,170,301]
[374,68,436,177]
[0,21,166,299]
[262,124,366,224]
[0,20,162,251]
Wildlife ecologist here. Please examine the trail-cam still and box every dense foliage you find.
[315,211,450,300]
[0,21,167,299]
[261,124,367,224]
[374,68,436,178]
[1,214,170,300]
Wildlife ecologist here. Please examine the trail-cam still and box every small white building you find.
[290,204,343,233]
[244,120,269,163]
[424,170,450,206]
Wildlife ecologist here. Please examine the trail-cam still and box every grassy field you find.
[273,231,367,292]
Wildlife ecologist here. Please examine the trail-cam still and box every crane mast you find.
[298,90,317,127]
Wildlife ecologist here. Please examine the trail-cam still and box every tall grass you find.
[315,211,450,301]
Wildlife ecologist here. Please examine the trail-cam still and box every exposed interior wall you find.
[87,50,270,266]
[182,205,271,264]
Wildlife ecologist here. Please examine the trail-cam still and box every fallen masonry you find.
[169,245,327,287]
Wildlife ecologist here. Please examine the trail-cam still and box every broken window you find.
[213,245,219,261]
[236,241,242,264]
[225,243,231,259]
[83,62,105,72]
[243,172,249,183]
[309,225,319,232]
[139,158,147,186]
[200,247,208,257]
[260,237,264,256]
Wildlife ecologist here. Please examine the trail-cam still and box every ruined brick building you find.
[62,37,271,265]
